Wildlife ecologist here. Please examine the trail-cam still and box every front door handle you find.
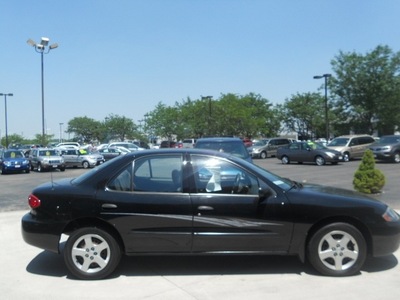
[197,205,214,211]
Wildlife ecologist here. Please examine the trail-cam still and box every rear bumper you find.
[21,212,65,254]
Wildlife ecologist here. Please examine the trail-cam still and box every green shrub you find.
[353,149,385,194]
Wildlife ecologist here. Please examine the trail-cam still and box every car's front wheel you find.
[64,227,121,280]
[82,161,90,169]
[37,163,43,172]
[260,151,267,159]
[343,152,350,162]
[315,155,326,166]
[281,156,290,164]
[393,152,400,163]
[307,222,366,276]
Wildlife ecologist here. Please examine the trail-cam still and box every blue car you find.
[0,150,30,174]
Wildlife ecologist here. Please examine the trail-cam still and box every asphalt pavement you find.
[1,159,399,299]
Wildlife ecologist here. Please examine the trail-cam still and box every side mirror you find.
[258,187,275,201]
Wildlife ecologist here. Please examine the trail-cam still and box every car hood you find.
[288,182,384,207]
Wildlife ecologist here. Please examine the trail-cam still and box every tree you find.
[104,114,138,142]
[353,150,385,194]
[145,103,181,140]
[66,116,102,144]
[331,45,400,135]
[279,92,325,140]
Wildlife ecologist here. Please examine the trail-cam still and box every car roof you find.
[196,137,243,142]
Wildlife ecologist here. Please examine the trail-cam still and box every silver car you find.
[250,138,292,159]
[61,149,105,169]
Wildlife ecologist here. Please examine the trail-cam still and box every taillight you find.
[28,194,41,209]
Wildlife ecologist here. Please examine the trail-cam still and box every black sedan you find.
[22,149,400,280]
[277,141,343,165]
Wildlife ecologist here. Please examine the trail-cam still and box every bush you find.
[353,150,385,194]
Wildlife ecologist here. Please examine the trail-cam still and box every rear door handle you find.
[102,203,117,209]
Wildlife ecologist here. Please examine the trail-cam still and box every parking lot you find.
[0,158,399,299]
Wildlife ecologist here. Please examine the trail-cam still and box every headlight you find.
[325,152,336,158]
[381,146,391,151]
[382,207,400,222]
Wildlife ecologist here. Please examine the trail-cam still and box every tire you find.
[393,152,400,163]
[26,168,30,174]
[343,152,350,162]
[260,151,267,159]
[37,163,43,172]
[307,222,367,276]
[30,164,34,171]
[82,161,90,169]
[64,227,121,280]
[281,156,290,164]
[60,166,66,171]
[315,156,326,166]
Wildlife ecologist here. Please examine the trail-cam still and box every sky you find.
[1,0,400,140]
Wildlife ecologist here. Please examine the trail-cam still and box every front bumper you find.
[372,151,393,160]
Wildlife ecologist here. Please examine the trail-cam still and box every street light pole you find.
[313,74,331,141]
[27,37,58,146]
[0,93,13,148]
[59,123,64,143]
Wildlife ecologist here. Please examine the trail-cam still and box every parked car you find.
[194,137,252,162]
[327,135,375,162]
[61,149,105,168]
[182,138,197,148]
[250,137,292,159]
[21,148,400,280]
[0,150,30,174]
[29,148,66,172]
[108,142,144,152]
[369,135,400,163]
[56,142,81,149]
[276,141,343,165]
[98,147,128,161]
[160,140,177,148]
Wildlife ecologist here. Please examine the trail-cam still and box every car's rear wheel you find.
[315,156,326,166]
[307,222,366,276]
[64,227,121,280]
[281,156,290,164]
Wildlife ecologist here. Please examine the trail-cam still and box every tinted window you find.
[358,136,374,144]
[191,155,259,195]
[133,155,183,192]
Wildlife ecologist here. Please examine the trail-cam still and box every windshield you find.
[307,142,328,150]
[328,138,349,146]
[39,150,59,156]
[253,141,266,147]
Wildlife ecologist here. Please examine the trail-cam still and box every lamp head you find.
[40,37,49,46]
